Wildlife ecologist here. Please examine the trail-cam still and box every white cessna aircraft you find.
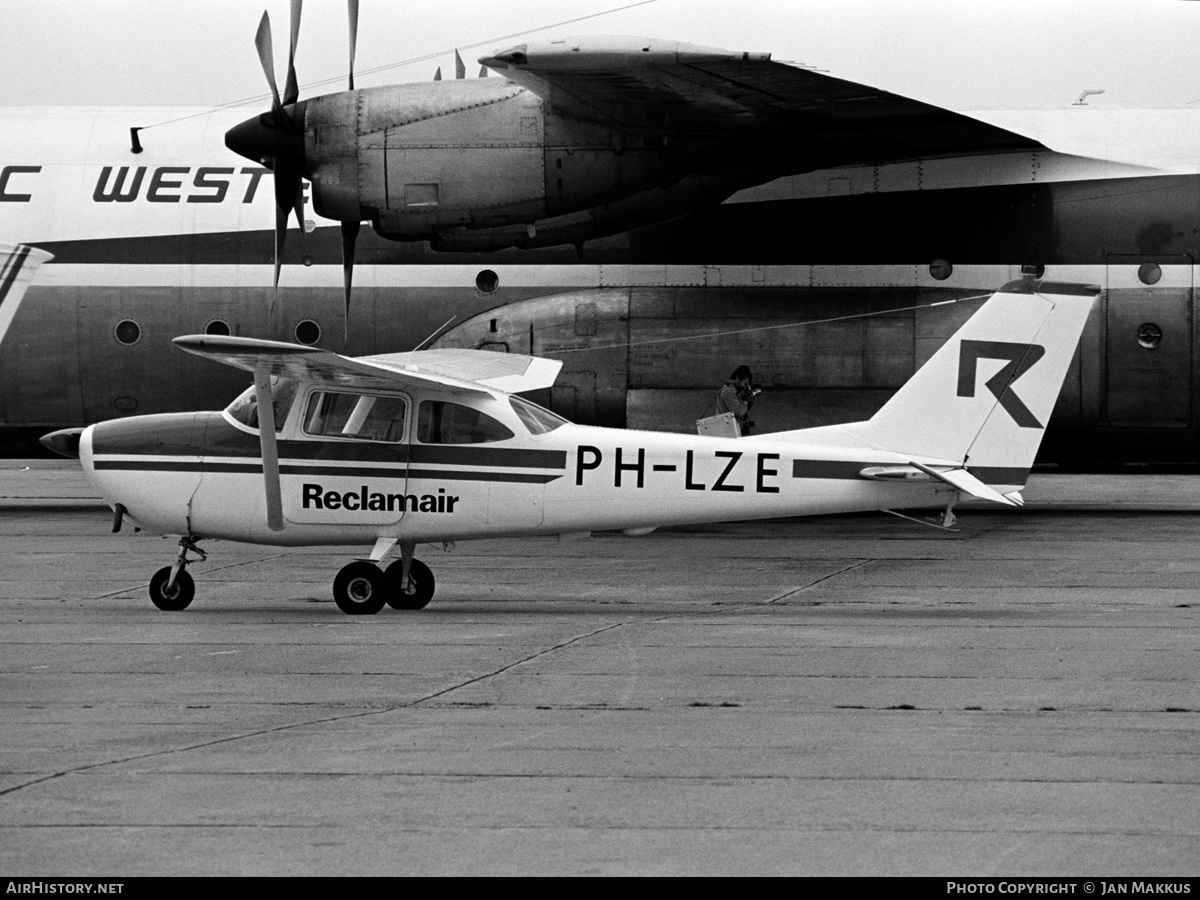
[44,278,1096,615]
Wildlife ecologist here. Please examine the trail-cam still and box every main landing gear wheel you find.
[149,567,195,611]
[333,561,387,615]
[384,558,435,610]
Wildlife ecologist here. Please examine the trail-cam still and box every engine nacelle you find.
[302,80,745,251]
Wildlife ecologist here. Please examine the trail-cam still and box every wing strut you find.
[253,364,285,531]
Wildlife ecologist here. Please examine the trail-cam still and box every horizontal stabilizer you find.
[909,462,1019,506]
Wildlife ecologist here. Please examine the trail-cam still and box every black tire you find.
[333,561,387,615]
[384,558,435,610]
[149,566,195,611]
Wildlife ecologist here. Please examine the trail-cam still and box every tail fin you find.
[850,280,1098,482]
[0,244,54,349]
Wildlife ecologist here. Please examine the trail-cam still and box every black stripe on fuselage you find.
[93,457,1027,486]
[790,459,1029,484]
[91,458,562,484]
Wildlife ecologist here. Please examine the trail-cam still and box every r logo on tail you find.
[956,340,1047,429]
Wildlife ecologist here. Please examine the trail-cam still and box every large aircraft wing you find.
[480,36,1042,163]
[0,243,54,349]
[173,336,562,395]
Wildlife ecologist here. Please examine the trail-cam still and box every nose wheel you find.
[149,566,195,611]
[148,537,205,611]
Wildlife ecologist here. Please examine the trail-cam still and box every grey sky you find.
[2,0,1198,111]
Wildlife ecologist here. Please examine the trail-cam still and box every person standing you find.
[715,365,757,435]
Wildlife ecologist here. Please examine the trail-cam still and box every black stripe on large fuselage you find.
[32,174,1200,267]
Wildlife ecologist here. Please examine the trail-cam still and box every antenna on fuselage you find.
[413,317,458,351]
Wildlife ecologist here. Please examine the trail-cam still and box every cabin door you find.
[282,388,410,526]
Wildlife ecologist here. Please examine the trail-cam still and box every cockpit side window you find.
[225,378,298,432]
[302,391,408,442]
[417,400,515,444]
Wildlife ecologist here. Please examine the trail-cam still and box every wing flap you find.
[359,348,563,393]
[173,336,561,395]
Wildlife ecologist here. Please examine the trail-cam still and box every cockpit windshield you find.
[225,377,298,432]
[509,395,568,434]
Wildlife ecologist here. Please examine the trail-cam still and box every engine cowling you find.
[301,80,750,251]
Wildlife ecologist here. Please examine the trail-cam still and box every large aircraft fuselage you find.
[3,107,1198,464]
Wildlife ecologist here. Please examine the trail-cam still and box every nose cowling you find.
[84,413,212,537]
[225,104,307,169]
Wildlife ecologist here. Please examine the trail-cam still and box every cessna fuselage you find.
[79,388,956,548]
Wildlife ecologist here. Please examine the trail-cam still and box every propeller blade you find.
[282,0,303,107]
[254,11,283,112]
[347,0,359,91]
[272,166,301,290]
[478,65,488,78]
[290,177,306,241]
[455,49,466,80]
[341,219,360,345]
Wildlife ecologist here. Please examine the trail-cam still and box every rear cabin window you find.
[303,391,408,442]
[226,378,298,433]
[417,400,514,444]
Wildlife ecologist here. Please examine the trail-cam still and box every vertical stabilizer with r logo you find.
[849,280,1098,483]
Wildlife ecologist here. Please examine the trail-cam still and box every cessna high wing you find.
[42,278,1097,614]
[5,4,1200,465]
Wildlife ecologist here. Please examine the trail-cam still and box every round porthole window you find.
[1137,322,1163,349]
[929,258,953,281]
[114,319,141,346]
[294,319,321,346]
[475,269,500,294]
[1137,262,1162,286]
[204,318,232,336]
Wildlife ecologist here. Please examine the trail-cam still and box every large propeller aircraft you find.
[43,278,1097,615]
[222,0,1042,327]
